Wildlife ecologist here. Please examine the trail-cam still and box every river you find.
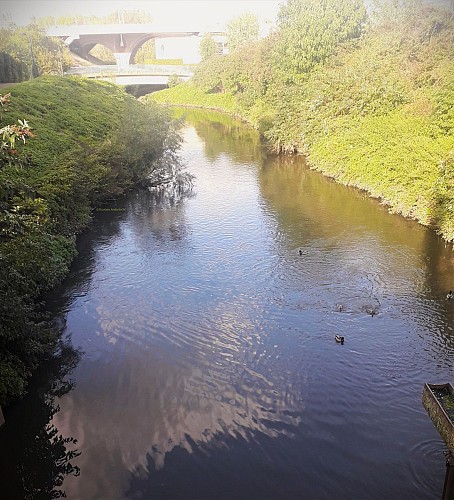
[1,109,453,499]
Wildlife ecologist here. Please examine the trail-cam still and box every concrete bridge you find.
[47,23,225,68]
[65,64,194,85]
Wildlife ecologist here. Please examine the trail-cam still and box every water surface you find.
[2,109,453,499]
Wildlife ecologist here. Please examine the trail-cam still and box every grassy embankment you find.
[148,82,236,114]
[145,5,454,242]
[0,76,180,404]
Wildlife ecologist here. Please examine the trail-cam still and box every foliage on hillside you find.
[148,0,454,241]
[142,81,236,112]
[272,0,366,80]
[0,76,183,404]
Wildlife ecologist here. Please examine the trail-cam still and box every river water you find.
[2,109,454,499]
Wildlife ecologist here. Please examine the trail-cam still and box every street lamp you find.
[53,47,63,76]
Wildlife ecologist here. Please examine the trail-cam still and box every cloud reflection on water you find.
[54,293,304,498]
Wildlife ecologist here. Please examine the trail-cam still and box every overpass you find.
[47,23,225,68]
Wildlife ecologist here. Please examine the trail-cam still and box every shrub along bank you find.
[0,76,182,404]
[145,1,454,242]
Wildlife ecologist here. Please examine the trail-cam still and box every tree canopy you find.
[227,12,260,53]
[273,0,366,80]
[200,33,217,61]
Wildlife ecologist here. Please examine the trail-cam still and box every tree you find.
[369,0,421,26]
[55,10,153,25]
[227,12,259,53]
[273,0,366,80]
[135,39,156,64]
[199,33,217,61]
[0,23,72,78]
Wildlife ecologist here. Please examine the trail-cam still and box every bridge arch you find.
[129,34,157,64]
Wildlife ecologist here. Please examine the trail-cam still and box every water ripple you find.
[49,123,454,499]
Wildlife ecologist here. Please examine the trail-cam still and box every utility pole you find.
[117,9,125,24]
[25,31,38,78]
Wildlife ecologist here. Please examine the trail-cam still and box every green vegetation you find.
[135,39,156,64]
[0,76,183,405]
[273,0,366,80]
[144,82,236,112]
[226,12,260,53]
[148,0,454,241]
[37,10,154,27]
[199,33,217,61]
[0,52,28,83]
[0,23,72,79]
[88,44,116,64]
[435,388,454,422]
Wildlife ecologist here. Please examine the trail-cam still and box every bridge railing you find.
[66,64,195,77]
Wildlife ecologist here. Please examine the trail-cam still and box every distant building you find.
[155,33,227,64]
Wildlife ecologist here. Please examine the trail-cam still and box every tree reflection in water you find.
[0,341,81,498]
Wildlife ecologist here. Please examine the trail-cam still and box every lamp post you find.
[54,47,63,76]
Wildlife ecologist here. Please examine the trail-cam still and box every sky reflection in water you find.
[48,118,454,499]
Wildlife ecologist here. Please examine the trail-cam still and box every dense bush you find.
[0,52,28,83]
[0,76,183,404]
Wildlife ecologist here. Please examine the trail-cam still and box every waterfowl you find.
[336,304,344,312]
[335,335,345,344]
[299,249,303,256]
[366,307,376,317]
[447,291,453,300]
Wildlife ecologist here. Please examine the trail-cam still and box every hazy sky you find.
[2,1,283,28]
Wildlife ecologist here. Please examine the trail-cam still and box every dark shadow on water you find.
[43,197,129,314]
[125,432,306,500]
[0,196,129,498]
[0,340,82,498]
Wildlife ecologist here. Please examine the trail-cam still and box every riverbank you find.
[0,76,182,405]
[145,4,454,243]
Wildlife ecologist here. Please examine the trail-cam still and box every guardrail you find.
[66,64,195,77]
